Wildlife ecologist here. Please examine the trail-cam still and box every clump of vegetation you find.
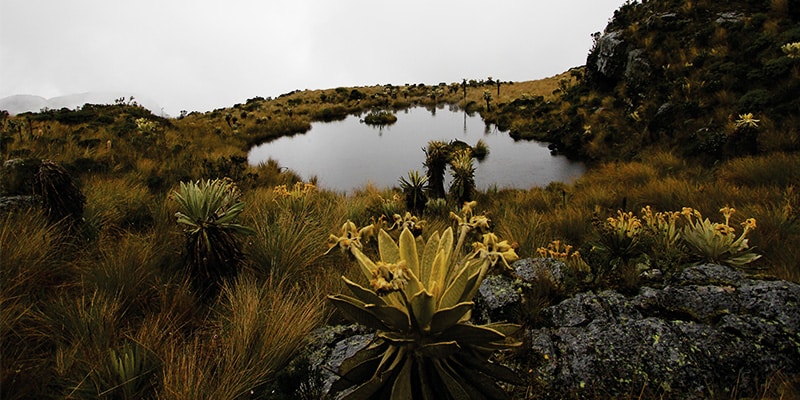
[362,109,398,126]
[34,160,86,226]
[473,139,490,160]
[681,206,761,267]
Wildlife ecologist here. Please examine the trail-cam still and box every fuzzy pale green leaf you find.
[328,294,388,331]
[378,229,400,264]
[409,289,436,330]
[342,276,386,306]
[420,230,441,286]
[366,304,411,333]
[430,302,473,334]
[399,228,419,278]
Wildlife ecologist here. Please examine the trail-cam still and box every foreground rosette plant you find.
[327,203,523,399]
[681,206,761,267]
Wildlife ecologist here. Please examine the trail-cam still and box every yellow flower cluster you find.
[450,201,490,232]
[606,210,643,238]
[782,42,800,59]
[324,217,384,255]
[735,113,760,129]
[370,260,410,295]
[273,181,317,198]
[537,240,590,272]
[537,239,573,259]
[389,212,426,233]
[641,206,680,227]
[470,232,519,270]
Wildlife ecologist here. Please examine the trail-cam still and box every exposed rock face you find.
[592,31,628,80]
[527,264,800,399]
[588,30,651,96]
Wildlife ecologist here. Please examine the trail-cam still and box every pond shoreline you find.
[248,106,586,192]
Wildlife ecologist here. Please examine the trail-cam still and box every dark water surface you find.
[248,106,585,192]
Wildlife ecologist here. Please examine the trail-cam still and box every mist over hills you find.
[0,92,165,117]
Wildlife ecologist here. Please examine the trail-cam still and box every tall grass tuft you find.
[0,209,71,299]
[496,208,551,259]
[246,184,336,282]
[82,176,155,238]
[159,276,327,399]
[79,232,163,317]
[718,152,800,187]
[1,210,73,398]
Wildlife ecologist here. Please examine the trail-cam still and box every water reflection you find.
[248,106,585,192]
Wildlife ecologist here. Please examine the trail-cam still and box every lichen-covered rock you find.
[527,264,800,399]
[0,195,39,215]
[624,48,651,94]
[270,324,373,399]
[715,11,744,25]
[515,258,567,288]
[1,158,41,196]
[475,258,569,323]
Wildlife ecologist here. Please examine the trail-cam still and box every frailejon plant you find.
[591,210,644,282]
[399,170,428,214]
[680,206,761,267]
[34,160,86,227]
[640,206,686,271]
[449,149,476,205]
[326,203,522,399]
[423,140,451,200]
[172,178,255,299]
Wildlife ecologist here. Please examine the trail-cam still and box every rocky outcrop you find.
[588,30,651,95]
[592,31,628,81]
[527,263,800,399]
[276,263,798,399]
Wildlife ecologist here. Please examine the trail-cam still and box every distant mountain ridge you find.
[0,92,165,117]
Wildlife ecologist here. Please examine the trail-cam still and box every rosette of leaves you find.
[593,211,644,265]
[172,178,255,299]
[328,223,522,399]
[680,207,761,267]
[399,170,428,214]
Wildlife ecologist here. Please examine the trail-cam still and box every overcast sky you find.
[1,0,625,115]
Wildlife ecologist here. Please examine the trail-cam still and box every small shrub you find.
[591,210,645,283]
[473,139,490,160]
[34,160,86,226]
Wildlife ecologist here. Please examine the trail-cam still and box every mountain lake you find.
[248,105,585,192]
